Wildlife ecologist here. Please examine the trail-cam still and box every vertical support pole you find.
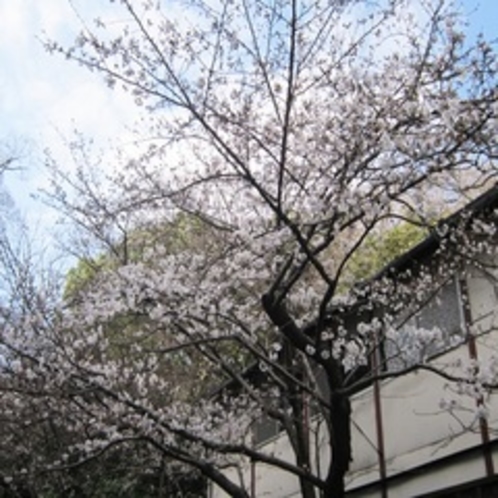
[250,458,256,498]
[303,388,310,465]
[372,333,388,498]
[250,430,256,498]
[459,277,494,477]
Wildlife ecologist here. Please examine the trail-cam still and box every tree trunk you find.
[299,474,318,498]
[323,392,351,497]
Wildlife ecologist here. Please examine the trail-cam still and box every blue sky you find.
[0,0,142,243]
[464,0,497,38]
[0,0,497,240]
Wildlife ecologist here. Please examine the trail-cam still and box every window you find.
[253,415,281,446]
[385,278,465,371]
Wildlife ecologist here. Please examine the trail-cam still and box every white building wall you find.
[347,351,486,496]
[212,267,498,497]
[347,385,382,487]
[346,267,498,496]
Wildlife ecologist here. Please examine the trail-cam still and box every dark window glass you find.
[253,416,280,446]
[385,278,464,371]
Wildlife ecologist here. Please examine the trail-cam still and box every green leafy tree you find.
[344,221,427,284]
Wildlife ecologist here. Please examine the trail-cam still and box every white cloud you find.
[0,0,31,48]
[0,0,145,249]
[35,0,73,39]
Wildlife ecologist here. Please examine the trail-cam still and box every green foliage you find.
[345,221,427,284]
[54,215,215,498]
[63,213,215,301]
[6,452,207,498]
[63,255,111,300]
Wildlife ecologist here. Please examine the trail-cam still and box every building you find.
[211,186,498,498]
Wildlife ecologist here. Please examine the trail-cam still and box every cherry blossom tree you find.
[1,0,498,497]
